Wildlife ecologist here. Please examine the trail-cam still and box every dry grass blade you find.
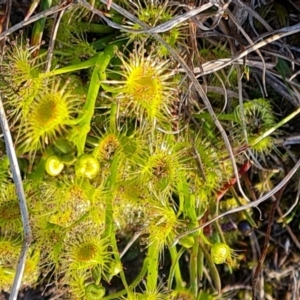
[196,23,300,76]
[79,0,217,33]
[45,4,68,72]
[251,68,299,107]
[181,59,276,73]
[0,1,73,41]
[227,9,267,96]
[0,94,32,300]
[232,0,273,33]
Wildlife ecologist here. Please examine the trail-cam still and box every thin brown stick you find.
[252,184,286,299]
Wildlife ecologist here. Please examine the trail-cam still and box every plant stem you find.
[198,240,221,294]
[105,154,130,293]
[109,102,117,133]
[146,241,159,293]
[168,246,184,289]
[67,44,117,155]
[102,257,149,299]
[190,235,199,297]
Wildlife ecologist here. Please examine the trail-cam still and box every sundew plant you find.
[1,1,300,299]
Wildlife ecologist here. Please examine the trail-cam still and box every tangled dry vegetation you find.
[0,0,300,299]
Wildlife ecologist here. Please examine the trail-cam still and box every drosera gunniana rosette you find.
[0,183,23,235]
[59,230,115,288]
[0,35,44,120]
[16,78,83,160]
[106,42,179,127]
[233,98,277,158]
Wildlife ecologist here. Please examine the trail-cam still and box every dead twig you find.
[0,1,73,41]
[252,182,286,299]
[0,93,32,300]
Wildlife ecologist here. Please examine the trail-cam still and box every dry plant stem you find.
[0,94,32,300]
[226,9,267,96]
[221,285,253,299]
[251,68,298,107]
[252,185,285,299]
[205,86,243,99]
[45,5,67,72]
[92,0,252,211]
[278,179,300,220]
[260,49,300,68]
[232,0,273,33]
[120,231,142,259]
[289,69,300,82]
[261,67,300,90]
[4,0,12,32]
[276,206,300,251]
[187,59,276,73]
[173,158,300,246]
[255,228,288,252]
[0,1,73,41]
[0,0,12,51]
[277,151,300,250]
[79,0,217,33]
[197,23,300,76]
